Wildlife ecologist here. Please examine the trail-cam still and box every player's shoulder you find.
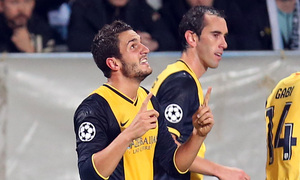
[163,70,195,87]
[74,94,108,118]
[156,71,197,101]
[83,93,107,106]
[172,70,193,79]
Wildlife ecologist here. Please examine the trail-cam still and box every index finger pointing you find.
[140,92,153,112]
[204,87,212,106]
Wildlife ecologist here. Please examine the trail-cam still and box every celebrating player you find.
[265,72,300,179]
[151,6,250,180]
[73,20,214,180]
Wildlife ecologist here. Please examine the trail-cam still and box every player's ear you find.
[106,57,120,71]
[185,30,197,48]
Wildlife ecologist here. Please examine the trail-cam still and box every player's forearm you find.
[175,130,206,172]
[190,157,250,180]
[92,131,133,178]
[189,156,221,176]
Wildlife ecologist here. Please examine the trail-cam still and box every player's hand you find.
[192,87,214,137]
[126,93,159,140]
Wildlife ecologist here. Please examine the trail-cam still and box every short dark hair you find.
[178,6,225,51]
[91,20,133,78]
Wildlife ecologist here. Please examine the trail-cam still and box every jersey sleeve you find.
[151,95,188,176]
[73,94,121,180]
[155,71,199,144]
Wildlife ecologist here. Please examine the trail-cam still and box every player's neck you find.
[107,77,140,100]
[181,52,206,79]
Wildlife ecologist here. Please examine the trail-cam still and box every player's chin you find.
[209,61,219,69]
[144,68,153,75]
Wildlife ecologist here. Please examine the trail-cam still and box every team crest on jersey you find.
[78,122,96,142]
[164,104,183,123]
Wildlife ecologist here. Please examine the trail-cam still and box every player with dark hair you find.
[151,6,250,180]
[265,72,300,179]
[73,20,214,180]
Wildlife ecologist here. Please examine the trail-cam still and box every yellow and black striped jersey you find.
[74,84,182,180]
[265,72,300,180]
[151,60,205,180]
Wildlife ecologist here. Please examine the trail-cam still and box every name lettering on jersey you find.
[275,86,294,99]
[127,136,157,154]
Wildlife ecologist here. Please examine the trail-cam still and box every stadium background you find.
[0,50,299,180]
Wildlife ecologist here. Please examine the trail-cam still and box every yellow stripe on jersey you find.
[173,148,190,174]
[92,154,109,180]
[168,127,181,138]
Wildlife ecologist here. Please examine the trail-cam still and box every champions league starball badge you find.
[164,104,183,123]
[78,122,96,142]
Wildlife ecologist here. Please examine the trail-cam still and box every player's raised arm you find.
[92,93,159,178]
[174,88,214,172]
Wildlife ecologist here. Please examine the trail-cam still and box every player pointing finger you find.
[203,87,212,107]
[150,6,250,179]
[126,92,159,139]
[193,87,214,137]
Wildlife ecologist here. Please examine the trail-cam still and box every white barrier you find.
[0,62,7,180]
[1,51,299,180]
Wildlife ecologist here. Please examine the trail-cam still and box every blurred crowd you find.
[0,0,299,53]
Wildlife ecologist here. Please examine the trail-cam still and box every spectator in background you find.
[245,0,300,50]
[241,0,273,50]
[67,0,177,52]
[34,0,67,21]
[267,0,300,50]
[34,0,71,48]
[159,0,248,50]
[145,0,162,10]
[0,0,55,53]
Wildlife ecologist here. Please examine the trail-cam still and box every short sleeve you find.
[155,71,200,143]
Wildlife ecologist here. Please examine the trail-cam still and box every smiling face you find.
[196,14,228,69]
[118,30,152,82]
[0,0,35,29]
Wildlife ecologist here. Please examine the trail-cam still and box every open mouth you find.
[215,52,222,57]
[140,57,148,64]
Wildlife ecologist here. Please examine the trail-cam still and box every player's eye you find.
[213,33,220,38]
[130,44,137,49]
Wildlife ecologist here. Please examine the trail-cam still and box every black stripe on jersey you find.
[103,84,134,104]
